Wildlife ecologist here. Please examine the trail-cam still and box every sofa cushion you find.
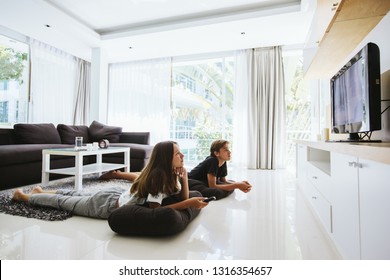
[57,124,90,144]
[0,144,72,166]
[108,205,200,236]
[89,121,122,143]
[13,123,61,144]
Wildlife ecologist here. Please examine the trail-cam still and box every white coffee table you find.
[42,147,130,191]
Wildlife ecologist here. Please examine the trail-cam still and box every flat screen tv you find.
[330,42,381,142]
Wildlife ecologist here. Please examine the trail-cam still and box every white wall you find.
[90,48,109,124]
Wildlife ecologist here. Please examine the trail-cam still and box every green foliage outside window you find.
[193,127,223,161]
[0,46,28,84]
[0,37,29,125]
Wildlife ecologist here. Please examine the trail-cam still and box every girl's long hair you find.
[130,141,179,197]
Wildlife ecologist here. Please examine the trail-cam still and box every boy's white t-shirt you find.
[118,180,182,207]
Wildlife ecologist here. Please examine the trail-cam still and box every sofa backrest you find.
[0,129,15,145]
[119,132,150,145]
[1,121,147,145]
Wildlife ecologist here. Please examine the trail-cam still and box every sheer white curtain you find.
[247,46,286,169]
[108,58,171,144]
[73,58,91,125]
[29,39,77,124]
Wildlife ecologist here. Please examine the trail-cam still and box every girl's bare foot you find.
[31,186,43,194]
[99,170,120,180]
[12,189,29,202]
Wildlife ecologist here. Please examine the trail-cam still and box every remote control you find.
[203,196,216,203]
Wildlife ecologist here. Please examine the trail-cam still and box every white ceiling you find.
[0,0,316,63]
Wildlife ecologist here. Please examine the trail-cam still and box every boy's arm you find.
[207,174,236,191]
[207,174,252,192]
[218,177,230,183]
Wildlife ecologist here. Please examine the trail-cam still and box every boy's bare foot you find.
[12,189,28,202]
[31,186,43,194]
[99,170,119,180]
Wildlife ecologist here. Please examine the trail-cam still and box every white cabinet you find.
[305,0,389,77]
[331,155,390,259]
[330,153,360,259]
[359,158,390,259]
[306,0,340,47]
[303,0,340,74]
[296,141,390,259]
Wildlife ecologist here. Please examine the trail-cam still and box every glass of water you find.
[75,136,83,150]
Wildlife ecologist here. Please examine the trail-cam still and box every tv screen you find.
[330,42,381,141]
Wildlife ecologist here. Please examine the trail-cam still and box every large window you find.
[170,53,310,169]
[0,34,29,126]
[170,56,235,166]
[108,51,310,169]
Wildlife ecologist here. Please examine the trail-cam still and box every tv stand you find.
[296,140,390,259]
[342,132,382,143]
[326,139,382,143]
[348,132,360,141]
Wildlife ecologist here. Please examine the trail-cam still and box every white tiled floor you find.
[0,168,341,260]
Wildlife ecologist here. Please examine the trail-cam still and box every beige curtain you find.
[247,46,286,169]
[73,58,91,125]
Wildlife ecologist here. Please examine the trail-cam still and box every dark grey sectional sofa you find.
[0,121,153,191]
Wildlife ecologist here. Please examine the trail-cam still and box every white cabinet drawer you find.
[303,180,332,233]
[307,162,332,200]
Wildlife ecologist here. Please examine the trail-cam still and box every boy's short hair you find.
[210,140,229,157]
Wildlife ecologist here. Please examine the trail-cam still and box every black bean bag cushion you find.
[108,190,202,236]
[108,205,201,236]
